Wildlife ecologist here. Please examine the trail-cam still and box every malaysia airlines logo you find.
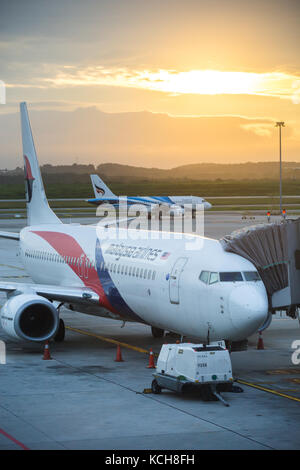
[23,155,35,203]
[160,252,171,260]
[95,185,105,195]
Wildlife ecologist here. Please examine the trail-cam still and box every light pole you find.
[275,121,285,214]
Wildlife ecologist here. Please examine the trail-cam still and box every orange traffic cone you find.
[147,348,156,369]
[43,341,52,360]
[115,344,124,362]
[257,332,264,350]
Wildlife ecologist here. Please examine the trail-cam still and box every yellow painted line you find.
[0,263,25,271]
[237,379,300,403]
[66,326,157,356]
[266,368,300,375]
[0,275,29,279]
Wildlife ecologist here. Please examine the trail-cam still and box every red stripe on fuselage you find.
[32,230,116,312]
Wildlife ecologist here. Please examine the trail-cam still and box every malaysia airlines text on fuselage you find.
[20,222,268,341]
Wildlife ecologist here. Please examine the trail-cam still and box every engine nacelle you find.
[1,294,59,342]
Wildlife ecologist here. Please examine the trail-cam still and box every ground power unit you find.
[152,341,235,406]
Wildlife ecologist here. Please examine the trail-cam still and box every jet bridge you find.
[221,218,300,318]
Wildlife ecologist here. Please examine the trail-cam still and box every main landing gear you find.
[151,326,165,338]
[54,318,65,342]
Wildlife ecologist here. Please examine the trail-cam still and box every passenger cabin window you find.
[243,271,261,281]
[199,271,209,284]
[209,272,219,284]
[219,272,243,282]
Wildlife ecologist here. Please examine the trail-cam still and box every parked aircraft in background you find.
[88,174,212,215]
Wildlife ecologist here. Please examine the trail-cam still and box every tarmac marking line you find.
[0,263,25,271]
[0,275,29,279]
[66,326,157,356]
[0,428,30,450]
[237,379,300,403]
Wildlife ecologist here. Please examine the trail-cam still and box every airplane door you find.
[169,257,188,304]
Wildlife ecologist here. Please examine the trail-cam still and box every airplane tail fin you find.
[20,102,61,225]
[90,174,116,199]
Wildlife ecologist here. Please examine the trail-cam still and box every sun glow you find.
[44,67,300,101]
[137,70,263,95]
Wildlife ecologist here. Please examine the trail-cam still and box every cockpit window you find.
[199,270,209,284]
[219,272,243,282]
[209,272,219,284]
[243,271,261,281]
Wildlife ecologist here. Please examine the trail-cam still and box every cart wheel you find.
[151,379,162,394]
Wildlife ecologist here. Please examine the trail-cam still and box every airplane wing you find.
[0,281,100,304]
[0,231,20,240]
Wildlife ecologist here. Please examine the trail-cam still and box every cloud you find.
[9,65,299,103]
[240,122,274,137]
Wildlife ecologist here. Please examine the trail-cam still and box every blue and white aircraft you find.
[88,174,212,215]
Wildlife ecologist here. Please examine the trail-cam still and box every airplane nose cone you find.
[229,285,268,337]
[204,202,212,210]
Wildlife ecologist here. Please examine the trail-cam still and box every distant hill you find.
[95,161,300,182]
[1,161,300,185]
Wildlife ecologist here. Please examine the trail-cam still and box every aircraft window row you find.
[24,250,95,268]
[99,261,156,281]
[199,271,260,284]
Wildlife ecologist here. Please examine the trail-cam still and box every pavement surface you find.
[0,212,299,450]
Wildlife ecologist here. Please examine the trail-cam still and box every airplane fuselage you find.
[20,223,268,342]
[88,195,212,211]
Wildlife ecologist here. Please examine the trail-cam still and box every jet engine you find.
[0,294,59,342]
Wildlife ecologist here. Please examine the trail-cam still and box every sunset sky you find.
[0,0,299,168]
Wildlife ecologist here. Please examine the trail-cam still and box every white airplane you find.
[88,174,212,214]
[0,103,268,347]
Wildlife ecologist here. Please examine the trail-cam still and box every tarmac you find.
[0,212,299,450]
